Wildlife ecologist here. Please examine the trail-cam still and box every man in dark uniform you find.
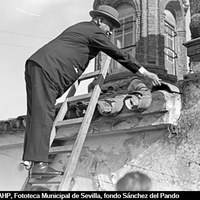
[23,5,161,176]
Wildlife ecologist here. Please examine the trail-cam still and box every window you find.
[114,16,135,48]
[109,4,136,74]
[164,10,177,75]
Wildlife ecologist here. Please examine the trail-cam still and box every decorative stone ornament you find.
[189,0,200,39]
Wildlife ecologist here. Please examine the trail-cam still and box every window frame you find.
[110,13,136,73]
[164,17,177,75]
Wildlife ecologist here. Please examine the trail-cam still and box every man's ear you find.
[97,17,103,26]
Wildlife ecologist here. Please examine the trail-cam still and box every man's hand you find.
[143,71,162,86]
[136,67,162,86]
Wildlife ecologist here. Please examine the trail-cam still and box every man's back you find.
[28,21,102,87]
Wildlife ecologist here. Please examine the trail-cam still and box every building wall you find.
[68,127,200,191]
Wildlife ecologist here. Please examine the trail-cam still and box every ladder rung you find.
[56,117,83,128]
[67,93,92,103]
[50,145,73,154]
[28,176,61,184]
[78,70,100,81]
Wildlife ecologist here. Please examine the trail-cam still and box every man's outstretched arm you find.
[136,67,162,86]
[91,30,162,86]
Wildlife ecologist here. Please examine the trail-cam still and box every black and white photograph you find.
[0,0,199,195]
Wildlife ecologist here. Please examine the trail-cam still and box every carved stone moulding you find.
[184,37,200,73]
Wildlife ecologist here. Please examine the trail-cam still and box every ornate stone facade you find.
[93,0,188,80]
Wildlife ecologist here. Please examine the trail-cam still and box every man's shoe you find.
[31,162,64,176]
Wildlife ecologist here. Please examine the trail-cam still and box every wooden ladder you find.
[21,55,111,191]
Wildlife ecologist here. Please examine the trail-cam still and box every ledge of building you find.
[55,89,181,140]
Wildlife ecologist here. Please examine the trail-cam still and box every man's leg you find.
[22,63,32,160]
[22,61,63,176]
[23,62,58,162]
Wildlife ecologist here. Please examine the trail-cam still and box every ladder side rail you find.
[58,56,111,191]
[49,81,78,146]
[20,177,30,191]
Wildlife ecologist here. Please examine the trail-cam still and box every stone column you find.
[182,0,200,109]
[184,0,200,73]
[176,30,187,77]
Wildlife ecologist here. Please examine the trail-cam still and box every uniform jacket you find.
[27,21,142,93]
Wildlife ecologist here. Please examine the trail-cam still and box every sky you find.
[0,0,94,120]
[0,0,191,121]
